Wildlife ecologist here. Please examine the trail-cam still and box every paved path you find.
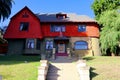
[46,56,79,80]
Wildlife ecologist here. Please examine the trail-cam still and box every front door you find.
[58,43,65,53]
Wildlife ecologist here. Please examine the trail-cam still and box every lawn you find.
[83,56,120,80]
[0,55,120,80]
[0,54,40,80]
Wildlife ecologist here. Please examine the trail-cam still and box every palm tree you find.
[0,0,14,22]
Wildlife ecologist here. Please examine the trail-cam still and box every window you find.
[56,13,67,19]
[78,25,86,32]
[26,39,35,49]
[74,41,88,50]
[46,40,53,50]
[51,25,65,32]
[20,22,29,31]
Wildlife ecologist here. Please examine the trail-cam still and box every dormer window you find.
[56,13,67,19]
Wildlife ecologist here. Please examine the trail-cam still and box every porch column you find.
[67,48,71,59]
[52,48,56,60]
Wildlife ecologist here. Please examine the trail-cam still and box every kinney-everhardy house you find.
[4,6,101,59]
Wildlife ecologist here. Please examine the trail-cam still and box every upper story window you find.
[20,22,29,31]
[78,25,86,32]
[51,25,65,32]
[74,41,88,50]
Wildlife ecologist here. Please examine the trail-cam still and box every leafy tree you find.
[91,0,120,20]
[99,10,120,55]
[0,0,14,22]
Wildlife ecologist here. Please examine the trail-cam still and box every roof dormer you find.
[56,12,67,19]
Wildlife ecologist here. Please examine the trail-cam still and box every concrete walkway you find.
[46,56,79,80]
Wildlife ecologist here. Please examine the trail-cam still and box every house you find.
[4,6,101,59]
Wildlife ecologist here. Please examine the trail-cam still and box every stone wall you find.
[77,60,90,80]
[70,37,101,57]
[91,38,101,56]
[24,49,41,54]
[38,60,49,80]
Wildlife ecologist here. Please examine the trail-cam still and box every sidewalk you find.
[46,56,79,80]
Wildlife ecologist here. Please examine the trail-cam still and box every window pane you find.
[74,41,88,50]
[61,26,65,32]
[75,41,87,45]
[46,41,53,50]
[55,26,61,32]
[78,25,86,32]
[51,25,65,32]
[50,26,54,32]
[27,39,35,49]
[75,45,88,49]
[20,22,29,31]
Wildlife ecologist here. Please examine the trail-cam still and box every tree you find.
[99,10,120,55]
[91,0,120,20]
[0,0,14,22]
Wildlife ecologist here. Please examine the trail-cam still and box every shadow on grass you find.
[0,54,40,65]
[90,67,98,80]
[83,57,95,61]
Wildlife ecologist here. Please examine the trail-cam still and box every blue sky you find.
[0,0,95,27]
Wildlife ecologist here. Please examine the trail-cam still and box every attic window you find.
[20,22,29,31]
[56,13,67,19]
[22,12,29,18]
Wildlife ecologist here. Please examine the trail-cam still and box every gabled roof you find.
[11,6,96,23]
[36,13,96,23]
[11,6,40,21]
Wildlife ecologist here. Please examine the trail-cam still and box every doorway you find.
[58,43,65,53]
[56,41,68,56]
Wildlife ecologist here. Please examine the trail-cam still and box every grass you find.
[83,56,120,80]
[0,54,40,80]
[0,55,120,80]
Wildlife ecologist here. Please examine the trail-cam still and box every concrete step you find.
[46,56,79,80]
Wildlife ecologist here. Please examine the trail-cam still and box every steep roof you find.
[36,13,96,23]
[11,6,40,21]
[11,6,96,23]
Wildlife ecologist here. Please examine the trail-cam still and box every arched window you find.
[74,41,88,50]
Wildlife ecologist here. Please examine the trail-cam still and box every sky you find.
[0,0,95,27]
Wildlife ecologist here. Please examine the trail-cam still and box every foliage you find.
[0,0,14,22]
[91,0,120,20]
[99,10,120,54]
